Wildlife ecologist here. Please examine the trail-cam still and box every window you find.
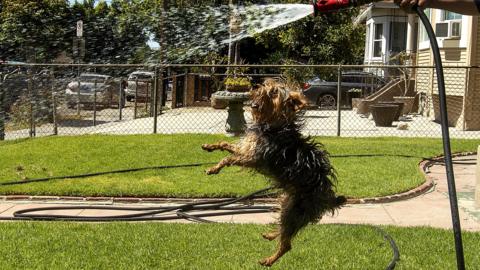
[436,11,462,38]
[373,24,383,58]
[390,22,407,54]
[443,11,461,21]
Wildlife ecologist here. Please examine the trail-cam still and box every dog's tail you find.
[323,194,347,216]
[334,195,347,207]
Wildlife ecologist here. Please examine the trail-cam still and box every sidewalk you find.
[321,154,480,231]
[0,155,479,231]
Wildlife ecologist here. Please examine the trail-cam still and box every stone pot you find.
[393,96,415,115]
[211,95,228,109]
[369,104,399,127]
[226,84,250,92]
[378,101,404,121]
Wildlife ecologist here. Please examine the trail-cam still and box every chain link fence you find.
[1,63,479,140]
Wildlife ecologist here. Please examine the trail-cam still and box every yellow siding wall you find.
[415,49,432,95]
[415,48,468,129]
[463,21,480,130]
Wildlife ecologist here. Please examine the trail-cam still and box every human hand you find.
[393,0,431,13]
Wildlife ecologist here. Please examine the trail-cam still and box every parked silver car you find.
[125,71,154,102]
[65,73,123,108]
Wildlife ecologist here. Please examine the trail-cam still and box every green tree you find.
[251,1,365,65]
[0,0,71,62]
[68,0,149,64]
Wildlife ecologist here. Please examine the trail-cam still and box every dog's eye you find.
[268,89,278,97]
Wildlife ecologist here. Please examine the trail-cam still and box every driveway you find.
[4,105,480,139]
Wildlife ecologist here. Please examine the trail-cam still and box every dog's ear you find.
[286,92,307,112]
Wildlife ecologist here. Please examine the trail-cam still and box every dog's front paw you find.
[205,167,219,175]
[201,144,214,152]
[259,257,275,267]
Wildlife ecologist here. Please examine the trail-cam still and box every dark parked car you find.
[302,71,387,109]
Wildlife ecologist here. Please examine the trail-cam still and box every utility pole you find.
[73,20,85,116]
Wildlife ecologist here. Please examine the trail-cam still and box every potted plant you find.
[224,76,252,92]
[369,104,399,127]
[390,51,416,115]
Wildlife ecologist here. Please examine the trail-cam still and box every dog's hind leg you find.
[259,195,308,267]
[262,229,280,241]
[202,142,237,154]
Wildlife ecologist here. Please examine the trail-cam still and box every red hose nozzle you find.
[312,0,356,16]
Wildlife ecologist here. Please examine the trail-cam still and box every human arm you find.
[393,0,480,16]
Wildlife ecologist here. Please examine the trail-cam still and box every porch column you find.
[406,14,416,53]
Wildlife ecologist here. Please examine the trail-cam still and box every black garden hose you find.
[0,162,217,186]
[414,6,465,270]
[0,160,400,269]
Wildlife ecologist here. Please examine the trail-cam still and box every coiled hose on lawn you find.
[0,161,399,269]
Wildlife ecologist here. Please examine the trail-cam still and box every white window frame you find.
[372,23,384,60]
[365,16,409,64]
[436,10,462,38]
[366,19,387,62]
[365,24,371,61]
[419,9,467,50]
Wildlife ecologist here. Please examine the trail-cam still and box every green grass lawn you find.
[0,222,478,269]
[0,135,478,198]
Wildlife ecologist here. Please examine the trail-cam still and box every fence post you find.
[118,77,123,121]
[93,79,97,126]
[28,69,35,138]
[77,66,81,116]
[52,92,58,136]
[134,78,138,119]
[0,75,5,140]
[159,66,164,115]
[146,80,150,115]
[153,67,158,134]
[150,79,155,117]
[48,69,58,136]
[337,65,342,137]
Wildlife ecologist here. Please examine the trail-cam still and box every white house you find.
[362,2,413,66]
[362,1,480,130]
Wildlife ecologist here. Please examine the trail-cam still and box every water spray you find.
[312,1,465,269]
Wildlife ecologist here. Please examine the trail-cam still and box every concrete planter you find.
[211,95,228,109]
[378,101,404,121]
[393,96,415,115]
[369,104,399,127]
[225,84,250,92]
[431,94,463,127]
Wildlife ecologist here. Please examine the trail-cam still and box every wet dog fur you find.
[202,78,346,266]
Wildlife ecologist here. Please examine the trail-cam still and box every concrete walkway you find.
[0,155,479,231]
